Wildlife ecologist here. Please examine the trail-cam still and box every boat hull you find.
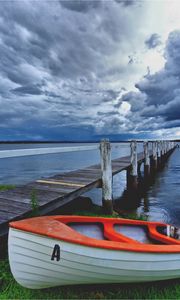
[8,227,180,289]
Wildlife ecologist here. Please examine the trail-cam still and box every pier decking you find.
[0,151,145,236]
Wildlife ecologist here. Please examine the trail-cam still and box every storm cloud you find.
[0,0,180,140]
[145,33,162,49]
[121,30,180,136]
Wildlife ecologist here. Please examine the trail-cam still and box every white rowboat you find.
[8,216,180,289]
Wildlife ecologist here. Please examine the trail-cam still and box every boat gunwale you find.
[9,216,180,253]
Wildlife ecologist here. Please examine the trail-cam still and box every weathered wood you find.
[27,182,77,194]
[160,141,163,156]
[151,141,158,170]
[143,141,150,177]
[53,174,100,182]
[127,141,138,189]
[0,187,65,205]
[100,140,113,214]
[162,141,166,156]
[165,141,168,154]
[130,141,138,176]
[0,201,29,213]
[157,141,161,166]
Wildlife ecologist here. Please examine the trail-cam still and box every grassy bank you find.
[0,185,15,191]
[0,259,180,299]
[0,185,180,299]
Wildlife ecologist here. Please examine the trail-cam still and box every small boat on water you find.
[8,216,180,289]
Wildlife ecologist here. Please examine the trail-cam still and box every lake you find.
[0,142,179,227]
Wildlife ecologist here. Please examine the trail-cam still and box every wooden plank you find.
[0,192,31,204]
[0,210,24,220]
[54,172,101,180]
[112,162,130,167]
[27,182,76,194]
[0,199,29,213]
[36,179,86,188]
[0,187,65,205]
[53,173,100,181]
[70,168,101,173]
[112,161,130,166]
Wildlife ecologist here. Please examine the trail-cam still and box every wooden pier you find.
[0,140,177,253]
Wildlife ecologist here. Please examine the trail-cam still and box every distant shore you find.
[0,140,179,144]
[0,140,131,144]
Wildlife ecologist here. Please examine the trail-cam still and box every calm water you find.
[0,143,179,227]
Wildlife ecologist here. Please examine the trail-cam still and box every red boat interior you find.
[9,215,180,253]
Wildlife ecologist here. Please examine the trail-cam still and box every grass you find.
[0,185,15,191]
[30,189,39,217]
[0,184,179,299]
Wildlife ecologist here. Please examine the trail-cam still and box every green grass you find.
[0,185,179,299]
[30,189,39,217]
[0,259,180,299]
[0,185,15,191]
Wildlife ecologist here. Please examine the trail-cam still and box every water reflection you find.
[113,149,180,227]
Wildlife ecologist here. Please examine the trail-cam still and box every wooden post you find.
[127,140,138,189]
[143,141,150,177]
[152,141,157,170]
[163,140,167,163]
[160,140,164,163]
[164,141,167,155]
[100,139,113,214]
[157,140,161,166]
[162,141,165,156]
[165,141,168,154]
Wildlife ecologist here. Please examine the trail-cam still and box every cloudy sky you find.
[0,0,180,141]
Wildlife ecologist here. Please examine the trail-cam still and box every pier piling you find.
[100,139,113,214]
[143,141,150,178]
[151,141,158,171]
[157,141,161,168]
[127,141,138,190]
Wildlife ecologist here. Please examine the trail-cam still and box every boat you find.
[8,215,180,289]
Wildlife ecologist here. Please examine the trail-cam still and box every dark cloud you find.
[114,0,136,6]
[164,30,180,75]
[120,30,180,134]
[0,0,179,140]
[60,0,100,12]
[120,91,146,112]
[60,0,136,13]
[11,84,43,95]
[145,33,162,49]
[155,98,180,122]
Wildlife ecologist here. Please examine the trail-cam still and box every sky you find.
[0,0,180,141]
